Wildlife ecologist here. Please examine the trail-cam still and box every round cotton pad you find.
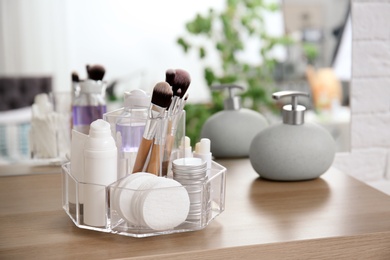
[131,176,164,227]
[114,172,156,225]
[141,178,190,230]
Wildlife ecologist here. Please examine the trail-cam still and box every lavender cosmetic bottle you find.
[72,80,107,134]
[112,90,150,178]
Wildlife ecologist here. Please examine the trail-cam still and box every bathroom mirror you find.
[280,0,351,153]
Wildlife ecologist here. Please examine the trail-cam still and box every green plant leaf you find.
[177,37,191,53]
[177,0,292,141]
[186,13,213,34]
[204,67,216,86]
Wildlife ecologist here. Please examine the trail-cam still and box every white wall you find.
[333,0,390,190]
[0,0,68,85]
[64,0,225,103]
[0,0,285,104]
[0,0,226,102]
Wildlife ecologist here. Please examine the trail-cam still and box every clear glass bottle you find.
[116,90,150,154]
[104,89,150,178]
[72,80,107,134]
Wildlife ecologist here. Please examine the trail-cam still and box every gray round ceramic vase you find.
[249,91,336,181]
[201,84,268,158]
[202,109,268,158]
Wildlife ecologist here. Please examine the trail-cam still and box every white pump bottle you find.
[83,119,117,227]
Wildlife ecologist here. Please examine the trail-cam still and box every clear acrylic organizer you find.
[62,108,226,237]
[62,160,226,237]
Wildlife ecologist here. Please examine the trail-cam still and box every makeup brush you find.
[165,69,191,116]
[86,64,106,81]
[71,71,80,100]
[169,66,190,103]
[165,69,176,87]
[71,72,80,83]
[132,82,173,173]
[143,69,176,175]
[146,81,174,175]
[162,69,191,176]
[146,110,169,175]
[173,69,190,96]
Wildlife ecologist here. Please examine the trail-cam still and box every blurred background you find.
[0,0,351,164]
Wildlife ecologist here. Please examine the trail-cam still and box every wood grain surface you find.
[1,158,390,259]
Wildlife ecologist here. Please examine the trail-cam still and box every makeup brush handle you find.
[166,119,173,136]
[165,135,175,159]
[161,135,175,176]
[146,143,161,175]
[162,161,169,177]
[132,138,153,173]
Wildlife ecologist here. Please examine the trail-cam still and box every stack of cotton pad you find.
[113,172,190,230]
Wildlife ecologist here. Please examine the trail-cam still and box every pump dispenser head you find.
[273,91,310,125]
[89,119,111,138]
[212,84,244,110]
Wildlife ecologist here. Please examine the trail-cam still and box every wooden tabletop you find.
[1,158,390,259]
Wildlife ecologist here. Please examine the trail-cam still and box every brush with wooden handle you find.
[145,109,169,175]
[146,70,177,175]
[132,82,173,173]
[162,69,191,176]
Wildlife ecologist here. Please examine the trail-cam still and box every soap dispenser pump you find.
[249,91,336,181]
[201,84,268,158]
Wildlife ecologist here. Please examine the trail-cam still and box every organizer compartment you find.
[62,161,226,237]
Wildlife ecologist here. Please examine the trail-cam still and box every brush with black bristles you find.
[71,71,80,100]
[146,106,170,175]
[165,69,176,87]
[173,69,191,96]
[166,69,191,116]
[72,71,80,83]
[86,64,106,81]
[132,82,173,174]
[165,69,177,117]
[162,69,191,176]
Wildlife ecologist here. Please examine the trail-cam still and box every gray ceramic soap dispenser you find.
[249,91,336,181]
[201,84,268,158]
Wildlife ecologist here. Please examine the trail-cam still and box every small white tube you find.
[179,136,193,158]
[193,138,212,176]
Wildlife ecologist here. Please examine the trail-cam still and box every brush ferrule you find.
[150,104,166,118]
[143,119,158,140]
[143,104,167,140]
[168,96,180,117]
[177,96,188,112]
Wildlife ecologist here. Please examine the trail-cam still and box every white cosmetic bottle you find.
[83,119,117,227]
[193,138,212,175]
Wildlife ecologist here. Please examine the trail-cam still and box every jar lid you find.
[124,89,151,108]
